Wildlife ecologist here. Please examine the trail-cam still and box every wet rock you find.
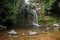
[7,29,18,37]
[53,23,60,27]
[28,31,38,36]
[33,23,40,27]
[53,23,60,31]
[45,27,50,32]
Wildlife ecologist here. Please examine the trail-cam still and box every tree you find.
[0,0,25,29]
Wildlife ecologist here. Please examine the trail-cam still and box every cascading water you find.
[25,0,30,11]
[25,0,40,35]
[32,9,38,24]
[25,0,40,28]
[31,7,40,29]
[25,0,30,4]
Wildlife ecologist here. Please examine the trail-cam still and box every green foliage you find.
[33,0,60,25]
[4,0,18,23]
[0,0,25,25]
[44,0,55,10]
[0,0,60,28]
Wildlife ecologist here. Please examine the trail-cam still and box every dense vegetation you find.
[0,0,60,29]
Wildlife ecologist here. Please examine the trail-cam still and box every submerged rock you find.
[7,29,18,37]
[28,31,38,36]
[33,23,40,27]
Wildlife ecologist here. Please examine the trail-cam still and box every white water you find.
[25,0,40,35]
[32,9,38,24]
[25,0,40,27]
[25,0,30,4]
[31,9,40,30]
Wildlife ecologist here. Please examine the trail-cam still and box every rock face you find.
[28,31,38,36]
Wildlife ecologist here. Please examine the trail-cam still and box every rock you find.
[7,29,18,37]
[53,23,60,31]
[28,31,38,36]
[0,25,6,31]
[53,23,59,27]
[0,25,3,30]
[45,27,50,32]
[33,23,40,27]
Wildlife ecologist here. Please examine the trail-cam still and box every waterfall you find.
[32,9,38,24]
[31,9,40,29]
[25,0,30,4]
[24,0,40,35]
[25,0,31,12]
[24,0,40,28]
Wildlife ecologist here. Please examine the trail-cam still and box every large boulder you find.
[53,23,60,27]
[7,30,18,35]
[7,29,18,37]
[53,23,60,31]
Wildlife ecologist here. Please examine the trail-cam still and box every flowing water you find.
[31,9,38,24]
[31,9,40,30]
[25,0,30,4]
[25,0,40,29]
